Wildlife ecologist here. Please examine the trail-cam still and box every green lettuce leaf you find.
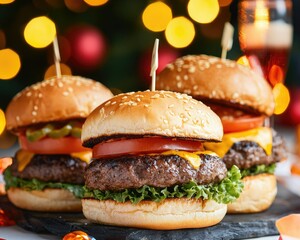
[240,163,276,178]
[82,165,244,204]
[3,167,85,198]
[4,165,244,205]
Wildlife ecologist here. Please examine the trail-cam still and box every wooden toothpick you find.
[53,35,61,78]
[221,22,234,59]
[150,38,159,91]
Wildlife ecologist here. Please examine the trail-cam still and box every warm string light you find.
[24,16,56,48]
[0,0,14,4]
[142,1,172,32]
[0,48,21,80]
[165,17,195,48]
[187,0,219,24]
[0,109,5,135]
[44,63,72,79]
[273,83,290,115]
[84,0,108,7]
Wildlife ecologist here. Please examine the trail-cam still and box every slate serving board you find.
[1,184,300,240]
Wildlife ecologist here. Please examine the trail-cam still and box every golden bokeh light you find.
[84,0,108,6]
[273,83,290,115]
[44,63,72,79]
[0,109,5,135]
[142,1,172,32]
[165,16,195,48]
[24,16,56,48]
[187,0,219,24]
[237,55,250,67]
[0,48,21,80]
[0,0,14,4]
[218,0,232,7]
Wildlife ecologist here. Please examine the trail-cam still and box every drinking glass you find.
[238,0,293,87]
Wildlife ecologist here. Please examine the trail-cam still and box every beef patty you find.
[223,129,287,170]
[85,153,227,191]
[10,153,87,185]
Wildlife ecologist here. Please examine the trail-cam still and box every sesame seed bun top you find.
[156,55,275,116]
[5,75,114,131]
[81,90,223,146]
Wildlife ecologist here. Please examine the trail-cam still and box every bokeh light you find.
[218,0,232,7]
[0,0,14,4]
[165,16,195,48]
[0,48,21,80]
[84,0,108,7]
[273,83,290,115]
[237,55,250,67]
[142,2,172,32]
[0,109,5,135]
[64,0,88,12]
[187,0,219,24]
[24,16,56,48]
[269,65,284,87]
[44,63,72,79]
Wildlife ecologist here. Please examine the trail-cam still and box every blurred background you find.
[0,0,299,152]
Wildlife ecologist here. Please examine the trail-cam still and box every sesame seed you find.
[105,101,111,106]
[16,116,20,121]
[38,93,43,98]
[163,119,168,124]
[188,66,196,73]
[26,92,32,97]
[58,82,64,88]
[183,75,188,80]
[168,104,174,108]
[176,75,181,81]
[216,64,222,69]
[33,105,38,110]
[32,111,37,116]
[63,91,69,96]
[68,87,73,92]
[144,104,149,107]
[111,101,116,105]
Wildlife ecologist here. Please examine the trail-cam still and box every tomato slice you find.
[92,137,204,159]
[19,134,89,154]
[208,103,265,133]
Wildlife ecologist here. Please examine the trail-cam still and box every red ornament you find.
[66,26,107,71]
[0,209,15,226]
[139,45,179,86]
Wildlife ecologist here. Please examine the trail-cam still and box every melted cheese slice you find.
[16,150,92,172]
[204,127,273,158]
[160,150,218,169]
[16,150,35,172]
[70,151,92,163]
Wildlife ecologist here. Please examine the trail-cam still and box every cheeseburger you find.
[156,55,287,213]
[4,75,113,212]
[81,90,243,229]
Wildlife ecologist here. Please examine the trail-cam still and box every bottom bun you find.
[228,174,277,213]
[82,198,227,230]
[7,187,82,212]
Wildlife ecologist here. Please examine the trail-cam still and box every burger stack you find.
[4,75,113,212]
[157,55,287,213]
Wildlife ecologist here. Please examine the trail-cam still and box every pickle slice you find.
[70,127,82,138]
[48,124,72,138]
[26,129,46,142]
